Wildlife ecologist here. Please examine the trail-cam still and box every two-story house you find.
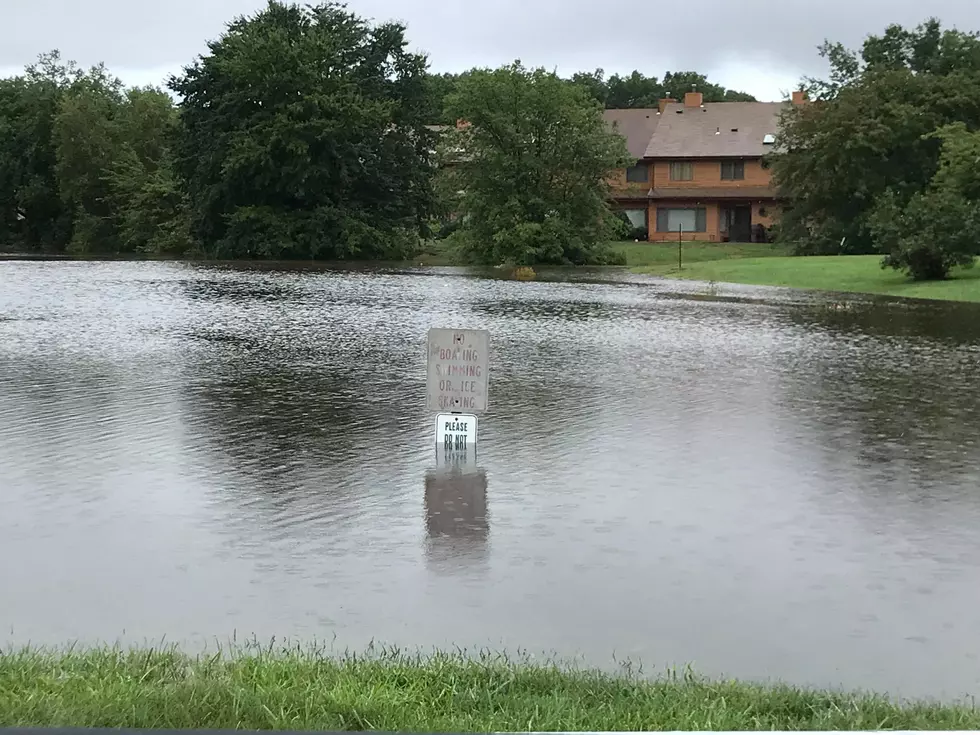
[606,90,806,242]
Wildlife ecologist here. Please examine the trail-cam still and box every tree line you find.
[0,0,752,263]
[2,1,979,279]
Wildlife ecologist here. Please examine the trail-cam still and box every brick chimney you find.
[658,97,677,113]
[792,90,807,106]
[684,91,703,108]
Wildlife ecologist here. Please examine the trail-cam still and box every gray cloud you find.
[3,0,980,100]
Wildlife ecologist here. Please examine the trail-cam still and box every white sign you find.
[426,328,489,413]
[435,412,478,452]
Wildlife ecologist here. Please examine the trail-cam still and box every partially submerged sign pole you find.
[427,328,489,457]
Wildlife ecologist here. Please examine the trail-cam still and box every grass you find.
[631,251,980,303]
[613,241,792,270]
[1,644,979,731]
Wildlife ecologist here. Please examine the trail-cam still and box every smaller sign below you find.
[435,412,478,452]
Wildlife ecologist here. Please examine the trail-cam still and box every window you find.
[623,208,648,230]
[721,160,745,180]
[656,207,707,233]
[669,162,694,181]
[625,164,649,183]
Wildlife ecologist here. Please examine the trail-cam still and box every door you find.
[727,205,752,242]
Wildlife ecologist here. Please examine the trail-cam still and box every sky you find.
[3,0,980,102]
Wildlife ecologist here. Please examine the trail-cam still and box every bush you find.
[869,188,980,281]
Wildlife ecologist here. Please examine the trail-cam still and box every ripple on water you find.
[2,260,980,699]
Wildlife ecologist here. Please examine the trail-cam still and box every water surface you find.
[2,260,980,700]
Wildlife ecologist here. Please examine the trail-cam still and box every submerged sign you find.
[426,328,489,413]
[435,412,478,451]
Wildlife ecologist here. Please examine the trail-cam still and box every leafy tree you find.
[438,62,632,266]
[869,123,980,280]
[772,19,980,261]
[170,0,435,260]
[569,69,755,109]
[52,64,127,254]
[104,89,193,254]
[0,51,188,255]
[0,51,81,252]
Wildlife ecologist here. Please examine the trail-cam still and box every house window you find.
[625,164,648,183]
[721,160,745,180]
[623,208,648,230]
[657,207,707,233]
[669,162,694,181]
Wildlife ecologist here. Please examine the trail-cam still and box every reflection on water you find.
[2,260,980,700]
[425,459,490,571]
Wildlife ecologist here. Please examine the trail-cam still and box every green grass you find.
[613,241,792,270]
[1,644,979,730]
[632,252,980,303]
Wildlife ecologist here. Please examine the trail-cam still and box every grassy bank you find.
[1,646,978,731]
[632,251,980,303]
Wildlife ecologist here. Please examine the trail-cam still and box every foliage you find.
[169,0,434,260]
[0,51,190,255]
[423,69,754,124]
[438,62,631,266]
[569,69,756,108]
[772,18,980,274]
[868,124,980,280]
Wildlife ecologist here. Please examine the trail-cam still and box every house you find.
[605,90,807,242]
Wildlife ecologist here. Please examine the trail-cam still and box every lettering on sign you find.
[426,328,489,413]
[435,413,478,451]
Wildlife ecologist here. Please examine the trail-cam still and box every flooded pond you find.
[2,260,980,700]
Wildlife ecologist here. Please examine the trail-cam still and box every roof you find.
[602,108,661,159]
[643,102,785,158]
[648,186,777,200]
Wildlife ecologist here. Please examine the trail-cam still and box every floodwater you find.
[2,260,980,700]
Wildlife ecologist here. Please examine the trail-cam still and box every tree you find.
[439,62,632,266]
[52,63,127,254]
[104,88,193,254]
[869,123,980,280]
[569,69,756,109]
[771,19,980,260]
[170,0,435,260]
[0,51,81,252]
[0,51,188,255]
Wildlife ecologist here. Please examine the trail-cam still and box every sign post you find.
[427,328,489,458]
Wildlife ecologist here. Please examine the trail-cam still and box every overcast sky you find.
[3,0,980,101]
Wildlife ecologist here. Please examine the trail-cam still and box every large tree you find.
[169,0,435,260]
[0,51,187,255]
[438,62,631,266]
[771,19,980,264]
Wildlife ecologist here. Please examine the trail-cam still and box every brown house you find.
[606,90,806,242]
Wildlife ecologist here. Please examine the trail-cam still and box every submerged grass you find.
[1,642,978,731]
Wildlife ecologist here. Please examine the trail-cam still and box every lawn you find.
[2,645,979,731]
[625,245,980,303]
[613,241,792,269]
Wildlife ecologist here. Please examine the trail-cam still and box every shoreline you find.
[0,645,978,730]
[5,247,980,305]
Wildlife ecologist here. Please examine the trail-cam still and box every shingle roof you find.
[643,102,785,159]
[602,108,661,160]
